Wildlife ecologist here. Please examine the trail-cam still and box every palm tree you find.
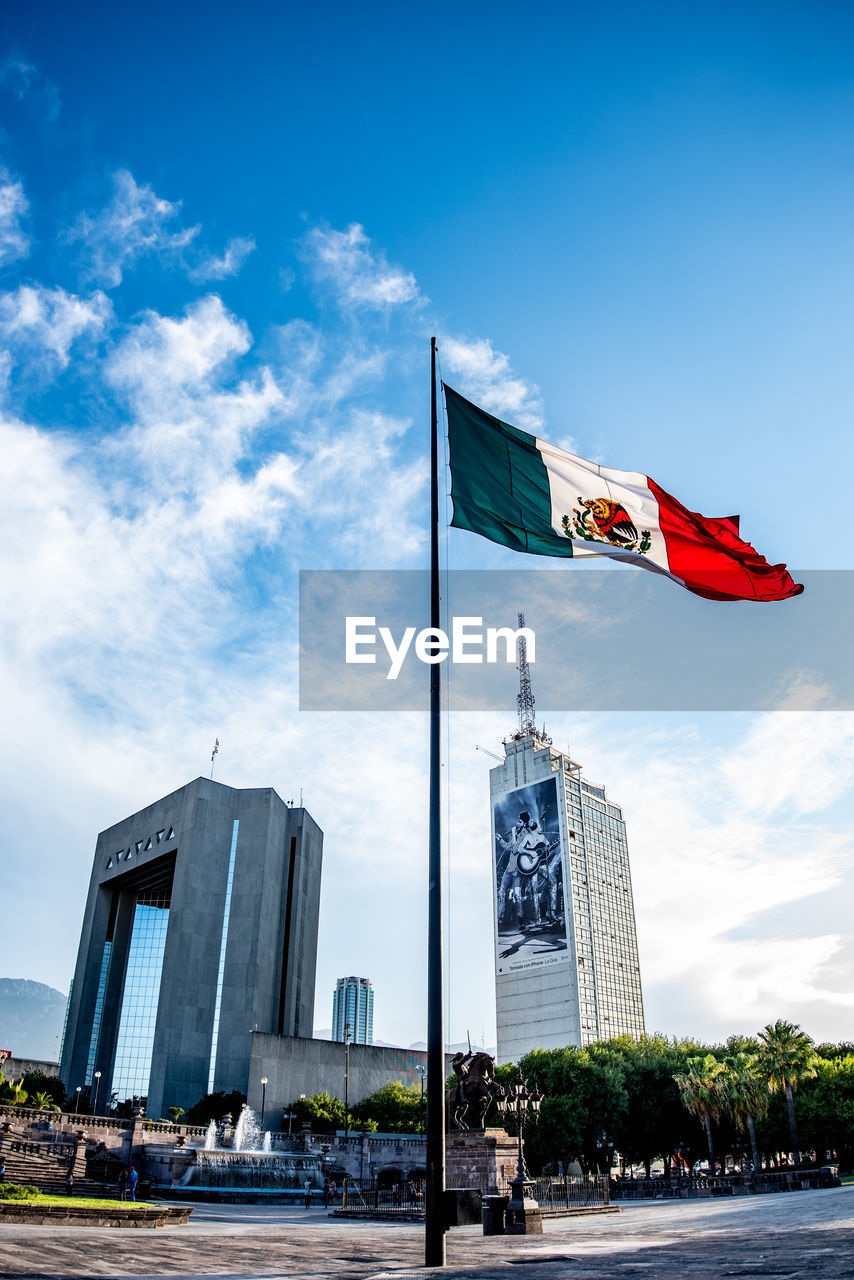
[31,1091,61,1112]
[756,1019,818,1169]
[674,1054,726,1172]
[721,1053,767,1173]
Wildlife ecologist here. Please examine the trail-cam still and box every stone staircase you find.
[0,1136,120,1199]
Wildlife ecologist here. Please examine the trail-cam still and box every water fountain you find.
[175,1105,325,1200]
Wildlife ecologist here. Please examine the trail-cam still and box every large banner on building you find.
[492,776,567,973]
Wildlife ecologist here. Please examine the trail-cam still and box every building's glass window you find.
[208,819,239,1094]
[85,941,112,1086]
[112,887,171,1103]
[58,978,74,1068]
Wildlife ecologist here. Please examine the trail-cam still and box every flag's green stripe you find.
[444,384,572,557]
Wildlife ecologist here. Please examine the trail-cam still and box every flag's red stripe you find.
[648,477,803,602]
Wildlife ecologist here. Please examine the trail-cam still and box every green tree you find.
[168,1105,186,1123]
[21,1071,66,1109]
[520,1046,628,1174]
[602,1035,697,1177]
[756,1019,818,1168]
[185,1089,247,1125]
[814,1042,854,1060]
[721,1053,768,1172]
[792,1054,854,1172]
[287,1091,347,1133]
[674,1054,727,1170]
[354,1081,424,1134]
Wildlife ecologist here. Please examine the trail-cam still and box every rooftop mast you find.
[516,612,537,737]
[515,612,551,744]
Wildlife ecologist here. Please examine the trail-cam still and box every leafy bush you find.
[0,1073,28,1106]
[0,1183,40,1200]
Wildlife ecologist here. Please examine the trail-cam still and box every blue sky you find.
[1,1,853,1064]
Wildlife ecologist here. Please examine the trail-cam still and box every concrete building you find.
[246,1033,449,1119]
[490,730,645,1062]
[60,778,322,1117]
[331,976,374,1044]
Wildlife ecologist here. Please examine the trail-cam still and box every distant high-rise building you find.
[60,778,323,1116]
[489,623,644,1062]
[332,976,374,1044]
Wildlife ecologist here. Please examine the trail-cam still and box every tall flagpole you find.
[425,336,446,1267]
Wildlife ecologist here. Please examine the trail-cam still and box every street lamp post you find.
[92,1072,101,1116]
[416,1065,427,1137]
[344,1021,351,1142]
[260,1077,268,1126]
[495,1069,543,1235]
[73,1086,81,1114]
[595,1129,615,1178]
[286,1093,306,1137]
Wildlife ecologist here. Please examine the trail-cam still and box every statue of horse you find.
[446,1050,500,1130]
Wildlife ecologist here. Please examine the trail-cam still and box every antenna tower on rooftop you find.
[516,612,538,738]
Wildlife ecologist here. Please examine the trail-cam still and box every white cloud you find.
[439,334,545,434]
[0,285,111,371]
[188,235,256,282]
[68,169,199,287]
[565,713,854,1039]
[0,171,30,266]
[105,295,287,500]
[291,407,424,562]
[108,293,252,394]
[0,55,60,120]
[721,711,854,819]
[301,222,420,309]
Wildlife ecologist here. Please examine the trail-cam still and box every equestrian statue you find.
[446,1049,502,1130]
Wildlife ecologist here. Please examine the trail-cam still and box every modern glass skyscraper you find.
[331,976,374,1044]
[490,729,645,1062]
[60,778,323,1116]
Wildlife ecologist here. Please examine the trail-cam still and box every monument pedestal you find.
[445,1127,518,1194]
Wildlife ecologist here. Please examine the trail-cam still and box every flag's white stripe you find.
[536,436,674,575]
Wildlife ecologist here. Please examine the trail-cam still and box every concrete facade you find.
[490,734,644,1062]
[60,778,323,1118]
[247,1033,452,1119]
[2,1057,59,1080]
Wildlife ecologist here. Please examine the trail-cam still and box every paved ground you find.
[0,1187,851,1279]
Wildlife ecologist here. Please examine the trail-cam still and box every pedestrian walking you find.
[128,1165,139,1201]
[304,1178,312,1208]
[0,1158,6,1182]
[118,1168,128,1200]
[64,1169,74,1196]
[322,1177,330,1208]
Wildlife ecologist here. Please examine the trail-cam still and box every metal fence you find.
[512,1175,610,1212]
[341,1177,425,1214]
[610,1168,840,1200]
[339,1174,609,1217]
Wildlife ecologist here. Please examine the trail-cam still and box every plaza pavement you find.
[0,1187,851,1280]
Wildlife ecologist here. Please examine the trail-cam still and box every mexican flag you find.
[444,385,803,603]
